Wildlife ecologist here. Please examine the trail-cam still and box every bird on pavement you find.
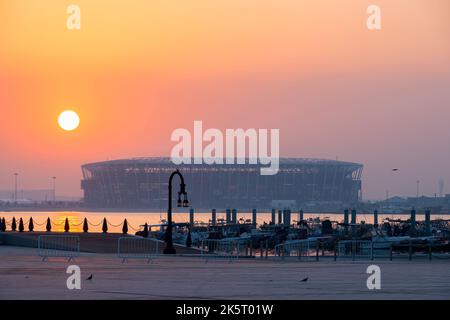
[86,274,93,281]
[300,277,308,282]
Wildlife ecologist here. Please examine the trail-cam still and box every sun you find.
[58,110,80,131]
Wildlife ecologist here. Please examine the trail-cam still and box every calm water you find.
[1,211,449,233]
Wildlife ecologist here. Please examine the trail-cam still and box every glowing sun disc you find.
[58,110,80,131]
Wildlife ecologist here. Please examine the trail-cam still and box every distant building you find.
[406,195,448,210]
[383,196,408,206]
[81,157,363,209]
[377,194,450,213]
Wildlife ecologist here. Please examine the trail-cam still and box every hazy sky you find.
[0,0,449,199]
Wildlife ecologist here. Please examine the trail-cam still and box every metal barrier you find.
[38,235,80,261]
[371,240,394,259]
[199,239,247,261]
[117,237,160,263]
[337,240,372,260]
[275,239,318,260]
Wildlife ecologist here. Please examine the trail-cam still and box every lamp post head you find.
[178,182,189,207]
[177,192,182,207]
[182,195,189,207]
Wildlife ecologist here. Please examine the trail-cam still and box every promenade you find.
[0,245,449,299]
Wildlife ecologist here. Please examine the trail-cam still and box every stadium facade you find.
[81,157,363,209]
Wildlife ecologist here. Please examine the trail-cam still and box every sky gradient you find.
[0,0,449,199]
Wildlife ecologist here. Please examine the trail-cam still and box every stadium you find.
[81,157,363,209]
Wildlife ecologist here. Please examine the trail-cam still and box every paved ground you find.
[0,246,449,299]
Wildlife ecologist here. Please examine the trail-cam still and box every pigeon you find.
[300,277,308,282]
[392,168,398,171]
[86,274,93,281]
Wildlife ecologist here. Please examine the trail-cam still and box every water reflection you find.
[52,213,84,232]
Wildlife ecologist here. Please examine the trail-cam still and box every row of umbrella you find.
[0,217,132,234]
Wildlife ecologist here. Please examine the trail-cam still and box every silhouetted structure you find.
[81,157,363,209]
[122,219,128,234]
[11,217,17,231]
[142,223,149,238]
[186,229,192,247]
[28,217,34,232]
[46,217,52,232]
[102,218,108,233]
[64,218,70,232]
[163,169,189,254]
[83,218,88,232]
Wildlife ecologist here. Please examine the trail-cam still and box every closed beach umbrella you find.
[46,217,52,232]
[83,218,88,233]
[18,218,24,232]
[102,218,108,233]
[28,217,34,232]
[122,219,128,234]
[2,217,5,232]
[64,217,70,232]
[11,217,17,231]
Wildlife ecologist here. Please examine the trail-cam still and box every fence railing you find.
[117,237,160,262]
[199,239,248,260]
[337,240,372,260]
[37,235,80,261]
[275,239,318,260]
[371,240,396,259]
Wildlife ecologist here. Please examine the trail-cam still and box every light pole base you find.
[163,247,177,254]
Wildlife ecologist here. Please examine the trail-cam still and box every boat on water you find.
[131,213,450,256]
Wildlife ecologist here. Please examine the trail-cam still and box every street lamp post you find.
[164,169,189,254]
[416,180,420,198]
[416,180,420,207]
[52,177,56,202]
[13,173,18,203]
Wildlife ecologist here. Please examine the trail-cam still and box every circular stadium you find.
[81,157,363,209]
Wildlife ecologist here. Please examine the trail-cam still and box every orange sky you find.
[0,0,450,199]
